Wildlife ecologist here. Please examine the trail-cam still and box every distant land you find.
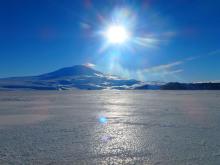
[0,65,220,90]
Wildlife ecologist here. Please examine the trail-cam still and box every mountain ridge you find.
[0,65,220,90]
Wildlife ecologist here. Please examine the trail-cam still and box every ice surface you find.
[0,91,220,164]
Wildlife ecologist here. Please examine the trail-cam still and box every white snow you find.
[0,91,220,164]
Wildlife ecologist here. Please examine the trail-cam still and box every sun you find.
[105,25,129,44]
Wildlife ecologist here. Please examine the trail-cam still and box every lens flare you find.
[99,116,107,124]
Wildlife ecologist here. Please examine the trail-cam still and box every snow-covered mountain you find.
[0,65,220,90]
[0,65,141,90]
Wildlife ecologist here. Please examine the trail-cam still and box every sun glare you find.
[105,25,129,44]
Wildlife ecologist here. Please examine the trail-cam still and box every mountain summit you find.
[38,65,102,79]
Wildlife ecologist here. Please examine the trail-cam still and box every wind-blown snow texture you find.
[0,91,220,164]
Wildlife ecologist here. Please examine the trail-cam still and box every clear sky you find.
[0,0,219,82]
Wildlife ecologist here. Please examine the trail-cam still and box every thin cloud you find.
[140,48,219,77]
[143,61,183,73]
[185,56,200,61]
[163,69,183,75]
[84,63,96,68]
[185,49,220,62]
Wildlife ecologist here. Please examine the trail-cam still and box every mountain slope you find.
[0,65,141,90]
[0,65,220,90]
[38,65,103,79]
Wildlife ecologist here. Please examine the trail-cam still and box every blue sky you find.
[0,0,219,82]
